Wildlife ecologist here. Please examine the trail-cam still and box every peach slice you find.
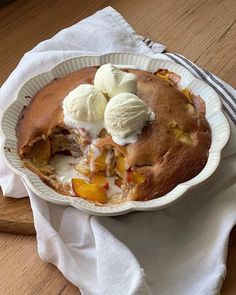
[88,147,107,172]
[72,178,87,195]
[90,173,109,190]
[156,69,180,86]
[94,150,107,171]
[74,183,107,204]
[126,170,146,184]
[116,155,126,174]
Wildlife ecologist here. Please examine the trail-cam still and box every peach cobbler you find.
[16,64,211,204]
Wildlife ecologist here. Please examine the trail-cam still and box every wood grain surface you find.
[0,191,35,235]
[0,0,235,294]
[0,233,80,295]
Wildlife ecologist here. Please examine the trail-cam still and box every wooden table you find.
[0,0,235,294]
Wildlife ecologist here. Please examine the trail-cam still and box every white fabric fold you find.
[0,6,235,295]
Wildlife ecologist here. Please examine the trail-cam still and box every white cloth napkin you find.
[0,7,236,295]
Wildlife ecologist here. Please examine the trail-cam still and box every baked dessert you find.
[16,64,211,204]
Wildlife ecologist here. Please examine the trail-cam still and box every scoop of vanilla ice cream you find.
[63,84,107,122]
[62,84,107,137]
[104,93,155,144]
[94,64,137,98]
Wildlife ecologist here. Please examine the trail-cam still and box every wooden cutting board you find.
[0,190,35,235]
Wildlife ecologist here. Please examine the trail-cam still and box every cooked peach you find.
[90,173,109,190]
[72,178,87,195]
[157,74,169,82]
[156,70,180,86]
[94,151,107,171]
[88,147,107,172]
[126,170,146,184]
[116,155,126,174]
[182,88,192,102]
[74,183,107,204]
[169,124,192,144]
[156,69,169,81]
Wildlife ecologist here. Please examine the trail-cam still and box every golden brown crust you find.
[97,69,211,200]
[17,67,211,201]
[16,66,98,156]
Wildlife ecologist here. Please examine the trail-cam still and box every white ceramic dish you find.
[0,53,230,216]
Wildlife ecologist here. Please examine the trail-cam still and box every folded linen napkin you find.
[0,6,236,295]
